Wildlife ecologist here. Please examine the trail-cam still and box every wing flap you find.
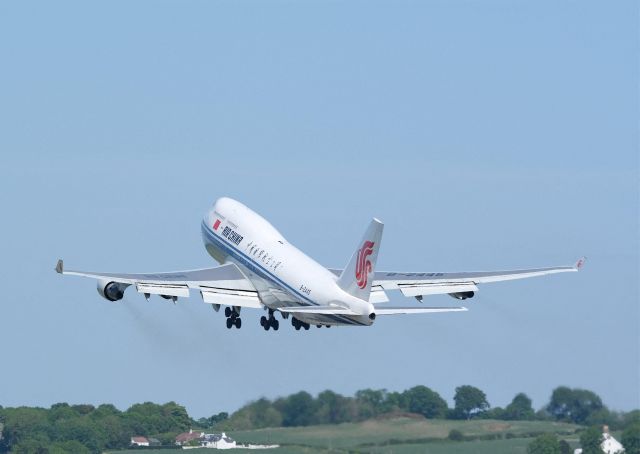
[136,283,190,298]
[200,287,262,309]
[396,282,478,297]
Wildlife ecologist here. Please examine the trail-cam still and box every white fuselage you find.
[201,198,374,326]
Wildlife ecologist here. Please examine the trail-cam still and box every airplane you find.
[56,197,585,331]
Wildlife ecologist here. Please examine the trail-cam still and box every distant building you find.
[201,432,237,449]
[574,426,624,454]
[131,436,150,447]
[601,426,624,454]
[175,429,205,446]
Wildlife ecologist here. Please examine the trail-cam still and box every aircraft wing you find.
[375,306,468,315]
[278,305,467,316]
[329,257,585,300]
[55,259,263,308]
[279,305,358,315]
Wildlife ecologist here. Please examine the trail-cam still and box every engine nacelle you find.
[449,291,475,300]
[97,279,130,302]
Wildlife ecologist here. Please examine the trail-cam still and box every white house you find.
[574,426,624,454]
[601,429,624,454]
[201,432,237,449]
[130,436,150,447]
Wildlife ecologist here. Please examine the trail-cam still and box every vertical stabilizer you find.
[337,218,384,301]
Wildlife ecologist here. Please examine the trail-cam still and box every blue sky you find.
[0,1,637,417]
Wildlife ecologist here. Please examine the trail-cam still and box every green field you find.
[229,417,578,449]
[109,417,580,454]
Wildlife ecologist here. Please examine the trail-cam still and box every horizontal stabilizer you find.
[374,306,468,315]
[279,305,358,315]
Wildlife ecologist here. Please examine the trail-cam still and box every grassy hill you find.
[229,417,579,451]
[110,417,580,453]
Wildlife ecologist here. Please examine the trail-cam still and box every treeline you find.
[210,385,639,432]
[0,402,190,454]
[0,386,638,454]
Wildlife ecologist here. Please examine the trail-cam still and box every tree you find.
[403,386,448,419]
[124,401,190,435]
[453,385,489,419]
[527,433,560,454]
[315,390,355,425]
[12,438,50,454]
[579,426,603,454]
[355,389,386,419]
[484,407,506,420]
[49,440,92,454]
[0,407,50,451]
[546,387,603,424]
[52,417,106,453]
[558,440,572,454]
[622,423,640,454]
[384,391,408,412]
[624,411,640,429]
[278,392,317,427]
[210,412,229,425]
[504,393,535,420]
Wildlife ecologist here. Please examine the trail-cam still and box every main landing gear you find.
[291,317,310,331]
[224,306,241,329]
[260,310,279,331]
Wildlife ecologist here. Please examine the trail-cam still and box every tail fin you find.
[337,218,384,301]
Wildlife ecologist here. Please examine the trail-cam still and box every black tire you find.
[316,325,322,328]
[303,323,310,330]
[263,322,270,331]
[295,324,300,331]
[235,318,242,329]
[224,307,232,317]
[226,318,233,329]
[260,316,267,327]
[273,319,279,330]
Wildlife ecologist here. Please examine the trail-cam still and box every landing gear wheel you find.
[263,322,270,331]
[303,323,310,330]
[235,318,242,329]
[225,307,232,317]
[295,324,301,331]
[272,319,279,331]
[226,318,233,329]
[260,316,267,327]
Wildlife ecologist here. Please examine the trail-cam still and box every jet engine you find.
[97,279,130,302]
[448,291,475,300]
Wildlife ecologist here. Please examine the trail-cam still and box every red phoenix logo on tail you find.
[355,240,375,289]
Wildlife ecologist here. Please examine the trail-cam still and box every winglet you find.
[55,259,64,274]
[574,256,587,271]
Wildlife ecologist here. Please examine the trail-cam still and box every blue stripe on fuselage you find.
[201,223,366,326]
